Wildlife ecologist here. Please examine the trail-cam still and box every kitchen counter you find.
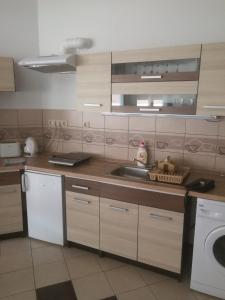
[1,154,225,202]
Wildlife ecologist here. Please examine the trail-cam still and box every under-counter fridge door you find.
[25,171,64,245]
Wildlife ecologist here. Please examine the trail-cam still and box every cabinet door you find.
[197,43,225,116]
[0,185,23,234]
[138,206,184,273]
[66,191,99,249]
[0,57,15,91]
[100,198,138,260]
[75,52,111,112]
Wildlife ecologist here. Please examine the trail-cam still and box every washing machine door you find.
[205,226,225,274]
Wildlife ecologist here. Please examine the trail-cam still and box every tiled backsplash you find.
[0,109,225,172]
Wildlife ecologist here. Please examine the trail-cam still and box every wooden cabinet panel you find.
[0,57,15,91]
[112,81,198,95]
[0,184,23,234]
[112,44,201,64]
[100,197,138,260]
[197,42,225,116]
[138,206,184,273]
[66,191,99,249]
[75,52,111,112]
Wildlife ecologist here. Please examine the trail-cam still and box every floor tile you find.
[150,278,197,300]
[66,253,101,280]
[102,297,118,300]
[0,268,35,298]
[136,267,169,285]
[32,245,63,266]
[0,290,37,300]
[73,272,114,300]
[36,281,77,300]
[34,260,70,288]
[0,238,30,256]
[105,265,146,294]
[97,256,125,271]
[117,286,156,300]
[30,238,52,249]
[0,251,32,274]
[62,246,90,261]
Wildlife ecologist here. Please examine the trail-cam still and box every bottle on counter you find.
[136,140,148,167]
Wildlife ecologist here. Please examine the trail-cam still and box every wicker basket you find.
[149,166,190,185]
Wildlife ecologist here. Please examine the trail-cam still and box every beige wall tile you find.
[186,119,219,136]
[34,260,69,288]
[129,116,155,132]
[105,130,128,147]
[215,156,225,173]
[0,269,34,298]
[62,128,83,142]
[83,112,104,129]
[218,119,225,137]
[155,133,184,153]
[83,129,104,145]
[0,110,18,127]
[105,116,128,131]
[18,110,42,127]
[83,144,105,157]
[73,272,114,300]
[105,146,128,160]
[154,150,184,165]
[129,132,155,149]
[184,153,216,170]
[62,142,83,153]
[184,135,217,155]
[156,117,185,134]
[217,137,225,156]
[43,139,63,153]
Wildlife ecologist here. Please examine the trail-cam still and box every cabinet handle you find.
[203,105,225,109]
[84,103,103,107]
[74,198,91,205]
[71,185,89,190]
[141,75,162,79]
[109,205,128,212]
[139,108,161,112]
[149,213,173,221]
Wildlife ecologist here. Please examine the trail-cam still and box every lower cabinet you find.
[100,198,138,260]
[0,184,23,235]
[138,206,184,273]
[66,191,100,249]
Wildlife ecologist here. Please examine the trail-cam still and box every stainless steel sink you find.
[110,166,150,181]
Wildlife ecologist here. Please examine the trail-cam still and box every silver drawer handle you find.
[109,205,128,212]
[75,198,91,205]
[139,108,160,112]
[72,185,89,190]
[203,105,225,109]
[149,213,173,221]
[84,103,103,107]
[141,75,162,79]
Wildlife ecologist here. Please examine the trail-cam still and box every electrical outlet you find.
[48,119,56,128]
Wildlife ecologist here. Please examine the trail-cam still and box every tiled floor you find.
[0,238,220,300]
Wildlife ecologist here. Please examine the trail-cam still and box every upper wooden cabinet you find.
[0,57,15,92]
[75,52,111,112]
[197,42,225,116]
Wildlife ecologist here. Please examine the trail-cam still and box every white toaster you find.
[0,142,21,158]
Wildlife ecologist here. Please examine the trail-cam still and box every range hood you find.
[18,54,76,73]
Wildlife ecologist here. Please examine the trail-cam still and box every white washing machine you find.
[191,198,225,299]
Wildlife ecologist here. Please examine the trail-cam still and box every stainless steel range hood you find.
[18,54,76,73]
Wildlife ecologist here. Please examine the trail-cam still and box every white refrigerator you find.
[22,171,64,245]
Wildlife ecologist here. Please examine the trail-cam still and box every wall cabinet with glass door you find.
[197,42,225,116]
[0,57,15,92]
[111,45,201,114]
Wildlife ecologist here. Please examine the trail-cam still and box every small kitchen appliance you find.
[24,137,38,157]
[0,142,21,158]
[48,152,91,166]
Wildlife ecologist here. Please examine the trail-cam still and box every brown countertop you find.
[1,154,225,202]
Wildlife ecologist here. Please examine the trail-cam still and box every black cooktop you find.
[48,152,91,167]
